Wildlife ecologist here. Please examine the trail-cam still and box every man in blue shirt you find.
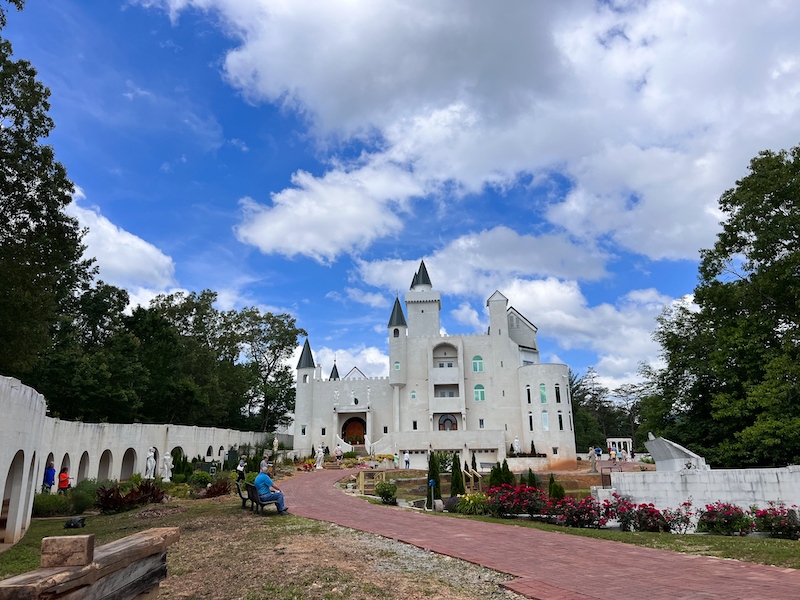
[254,466,288,515]
[42,462,56,493]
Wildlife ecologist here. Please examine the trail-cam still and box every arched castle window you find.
[473,385,485,402]
[539,383,547,403]
[411,390,416,399]
[394,361,400,370]
[472,356,483,372]
[303,374,309,383]
[528,412,533,431]
[394,328,399,338]
[438,414,458,431]
[526,385,531,404]
[558,411,564,431]
[542,411,549,431]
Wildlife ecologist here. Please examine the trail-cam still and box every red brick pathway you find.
[280,469,800,600]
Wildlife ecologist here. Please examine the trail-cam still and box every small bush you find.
[70,490,94,515]
[189,472,212,489]
[549,482,566,502]
[696,502,753,536]
[245,471,257,484]
[170,483,192,499]
[374,481,397,505]
[547,496,608,529]
[342,451,358,459]
[95,481,164,514]
[753,502,800,539]
[129,473,142,486]
[205,480,231,499]
[32,493,72,517]
[172,474,186,484]
[455,493,488,515]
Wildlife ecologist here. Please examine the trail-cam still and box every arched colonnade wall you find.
[1,376,267,545]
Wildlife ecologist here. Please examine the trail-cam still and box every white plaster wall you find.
[611,466,800,511]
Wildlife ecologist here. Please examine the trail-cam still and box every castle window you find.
[472,356,483,372]
[321,428,326,435]
[558,411,564,431]
[413,420,418,430]
[540,383,547,403]
[394,361,400,370]
[303,374,309,383]
[528,413,533,431]
[479,419,484,429]
[384,426,388,434]
[526,385,531,404]
[555,384,561,403]
[394,328,399,338]
[474,385,485,402]
[301,425,307,436]
[552,447,559,455]
[438,414,457,431]
[542,411,549,431]
[411,390,416,399]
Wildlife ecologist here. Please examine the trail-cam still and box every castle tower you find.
[388,296,407,431]
[405,259,441,337]
[294,339,316,454]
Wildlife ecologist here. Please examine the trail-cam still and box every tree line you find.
[0,2,304,430]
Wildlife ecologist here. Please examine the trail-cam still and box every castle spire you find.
[296,339,315,369]
[388,296,408,327]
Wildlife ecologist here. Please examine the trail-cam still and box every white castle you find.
[292,261,577,470]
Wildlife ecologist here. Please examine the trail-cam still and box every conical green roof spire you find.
[329,361,340,380]
[388,296,407,327]
[416,259,432,286]
[297,339,315,369]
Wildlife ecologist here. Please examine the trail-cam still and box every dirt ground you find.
[151,495,525,600]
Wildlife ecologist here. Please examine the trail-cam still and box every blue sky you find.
[7,0,800,389]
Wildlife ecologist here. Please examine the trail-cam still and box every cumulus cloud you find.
[142,0,800,264]
[292,344,390,379]
[451,302,485,331]
[67,197,176,290]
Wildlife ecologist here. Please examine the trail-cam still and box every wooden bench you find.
[244,482,280,515]
[235,481,251,509]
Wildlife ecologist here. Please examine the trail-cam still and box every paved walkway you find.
[281,469,800,600]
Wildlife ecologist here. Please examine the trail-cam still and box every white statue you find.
[161,454,173,482]
[144,448,156,480]
[315,445,325,470]
[513,436,521,454]
[588,451,598,473]
[273,437,279,454]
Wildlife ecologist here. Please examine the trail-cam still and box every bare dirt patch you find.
[155,497,525,600]
[135,506,189,520]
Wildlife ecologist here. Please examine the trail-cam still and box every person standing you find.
[595,447,602,462]
[58,467,71,494]
[236,457,246,482]
[393,453,399,469]
[43,462,56,493]
[254,465,289,515]
[404,450,410,469]
[334,444,343,465]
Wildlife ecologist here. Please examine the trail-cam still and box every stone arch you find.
[120,448,137,481]
[1,450,25,543]
[77,452,90,483]
[341,417,366,444]
[171,447,184,460]
[206,445,213,458]
[22,452,37,534]
[98,450,113,481]
[59,453,71,474]
[218,446,224,457]
[432,343,458,364]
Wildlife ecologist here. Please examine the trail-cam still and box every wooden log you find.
[0,528,178,600]
[41,535,95,568]
[59,553,167,600]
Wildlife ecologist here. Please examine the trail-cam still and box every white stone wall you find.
[1,376,268,545]
[610,466,800,511]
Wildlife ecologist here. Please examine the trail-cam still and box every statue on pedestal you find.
[588,451,598,473]
[315,445,325,470]
[513,436,521,455]
[144,448,156,480]
[161,454,173,482]
[273,437,279,454]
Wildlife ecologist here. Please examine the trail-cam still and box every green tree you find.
[569,369,608,450]
[237,307,306,432]
[650,143,800,466]
[0,2,93,376]
[426,452,441,509]
[450,453,465,497]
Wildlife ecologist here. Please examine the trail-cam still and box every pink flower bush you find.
[753,502,800,539]
[486,484,546,518]
[696,501,753,536]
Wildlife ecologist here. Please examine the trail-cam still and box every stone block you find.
[433,499,444,512]
[41,534,95,567]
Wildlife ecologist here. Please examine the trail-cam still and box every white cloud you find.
[311,345,390,379]
[142,0,800,264]
[451,302,485,331]
[345,288,389,308]
[67,196,177,290]
[234,162,423,262]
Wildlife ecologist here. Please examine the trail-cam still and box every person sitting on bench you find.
[254,465,289,515]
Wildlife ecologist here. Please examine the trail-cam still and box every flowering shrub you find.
[662,501,694,534]
[455,492,489,515]
[631,503,669,532]
[696,502,753,535]
[547,496,608,529]
[753,502,800,539]
[486,485,546,518]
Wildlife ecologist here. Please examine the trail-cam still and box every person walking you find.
[254,465,289,515]
[58,467,72,494]
[236,457,246,482]
[334,444,343,465]
[404,450,410,469]
[595,447,602,462]
[394,453,400,469]
[43,462,56,493]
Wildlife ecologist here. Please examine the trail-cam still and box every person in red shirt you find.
[58,467,71,494]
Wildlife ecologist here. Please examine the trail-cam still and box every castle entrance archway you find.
[341,417,366,444]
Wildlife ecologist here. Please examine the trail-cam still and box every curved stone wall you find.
[0,376,268,544]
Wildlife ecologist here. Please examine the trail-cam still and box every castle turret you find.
[388,296,407,431]
[405,260,440,337]
[294,339,315,454]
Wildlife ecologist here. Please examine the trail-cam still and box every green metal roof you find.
[296,339,315,369]
[388,296,407,327]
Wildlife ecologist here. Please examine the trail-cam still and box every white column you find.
[392,386,400,432]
